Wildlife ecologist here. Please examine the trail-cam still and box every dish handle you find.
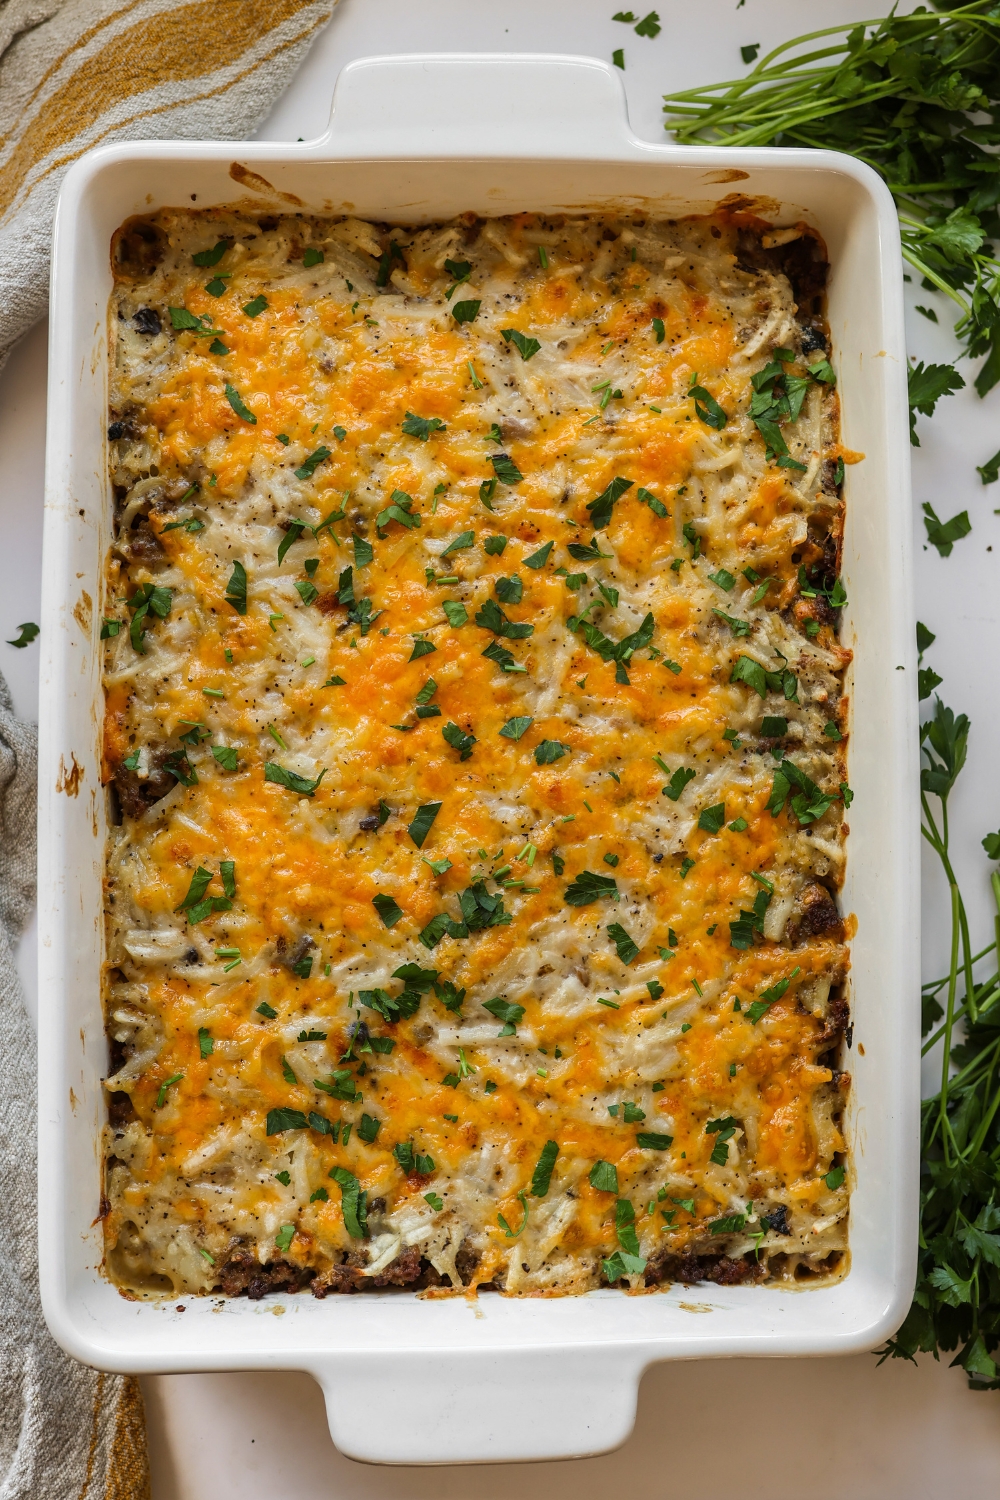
[320,52,642,161]
[309,1343,645,1464]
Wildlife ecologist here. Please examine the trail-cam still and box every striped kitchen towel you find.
[0,3,336,1496]
[0,0,338,374]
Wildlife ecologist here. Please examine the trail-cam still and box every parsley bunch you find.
[662,4,1000,402]
[878,691,1000,1388]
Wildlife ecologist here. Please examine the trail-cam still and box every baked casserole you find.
[101,207,851,1299]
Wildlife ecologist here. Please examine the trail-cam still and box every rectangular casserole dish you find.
[38,52,919,1466]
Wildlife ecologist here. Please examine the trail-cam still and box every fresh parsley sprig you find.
[663,6,1000,412]
[878,688,1000,1388]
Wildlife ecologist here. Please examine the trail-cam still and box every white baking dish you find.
[38,53,919,1466]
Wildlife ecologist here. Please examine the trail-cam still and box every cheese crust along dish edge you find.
[101,207,852,1301]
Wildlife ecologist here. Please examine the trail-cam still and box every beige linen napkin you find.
[0,680,144,1499]
[0,0,339,373]
[0,0,336,1493]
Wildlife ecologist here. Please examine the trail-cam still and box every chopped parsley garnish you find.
[192,240,229,267]
[274,1224,296,1252]
[564,870,619,906]
[531,1140,560,1197]
[659,763,696,801]
[731,654,798,702]
[523,540,553,569]
[499,715,533,741]
[4,619,38,650]
[169,306,211,331]
[498,1190,530,1238]
[409,638,436,661]
[483,996,525,1036]
[257,1001,278,1019]
[242,294,268,317]
[452,299,481,323]
[357,1113,381,1144]
[444,256,472,294]
[495,575,523,604]
[689,378,727,429]
[713,608,751,637]
[708,568,736,591]
[484,534,507,555]
[698,802,726,834]
[607,921,639,964]
[729,884,772,949]
[224,384,256,424]
[303,245,324,267]
[442,600,467,628]
[418,911,469,949]
[923,501,972,557]
[589,1160,619,1193]
[586,475,633,530]
[568,537,612,562]
[352,533,374,567]
[491,453,523,485]
[709,1213,747,1236]
[408,802,442,848]
[175,865,232,925]
[908,360,964,446]
[162,514,205,533]
[825,1166,846,1190]
[376,240,406,286]
[372,893,404,928]
[761,715,787,737]
[476,597,532,639]
[263,762,325,797]
[277,520,306,564]
[377,489,421,532]
[977,447,1000,486]
[679,857,696,879]
[402,412,446,441]
[637,1132,673,1150]
[266,1107,308,1134]
[442,530,475,557]
[535,739,570,766]
[636,486,669,518]
[442,721,476,760]
[706,1114,738,1165]
[224,560,247,616]
[652,316,665,342]
[295,446,331,481]
[767,758,836,824]
[127,582,172,652]
[330,1166,368,1239]
[481,640,525,674]
[500,328,541,360]
[746,968,799,1024]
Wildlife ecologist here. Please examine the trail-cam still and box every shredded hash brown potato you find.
[102,207,851,1300]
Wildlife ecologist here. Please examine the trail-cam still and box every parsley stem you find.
[923,941,996,997]
[939,882,962,1167]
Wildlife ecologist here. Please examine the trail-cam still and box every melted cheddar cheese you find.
[102,208,851,1300]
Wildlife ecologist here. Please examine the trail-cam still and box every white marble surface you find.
[6,0,1000,1490]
